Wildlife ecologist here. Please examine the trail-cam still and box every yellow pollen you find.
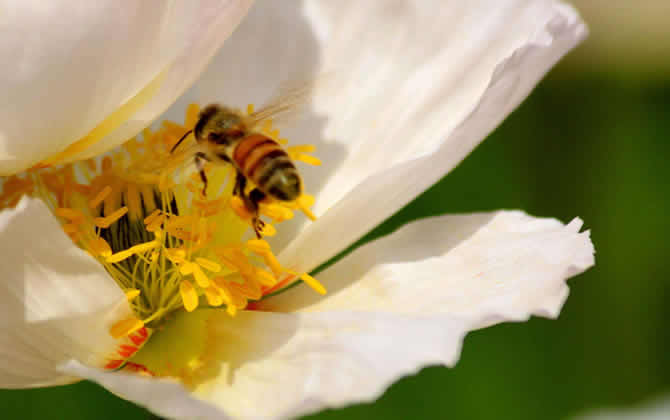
[260,203,294,222]
[299,272,327,295]
[146,214,166,232]
[195,257,222,273]
[90,237,112,257]
[205,286,224,307]
[125,183,142,219]
[55,207,84,222]
[106,240,158,263]
[180,280,199,312]
[259,223,276,236]
[297,195,317,221]
[192,265,211,289]
[246,103,255,114]
[246,239,271,253]
[125,289,141,300]
[262,251,283,277]
[294,153,321,166]
[229,196,252,220]
[94,206,129,228]
[212,277,233,303]
[143,209,162,226]
[89,185,112,209]
[110,317,145,339]
[218,248,254,276]
[254,268,277,287]
[287,144,316,154]
[62,223,79,234]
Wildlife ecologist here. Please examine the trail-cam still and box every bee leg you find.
[195,152,209,197]
[248,189,267,239]
[233,173,265,238]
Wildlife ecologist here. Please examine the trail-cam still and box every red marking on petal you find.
[118,345,139,358]
[129,333,145,346]
[138,327,148,338]
[104,359,124,370]
[261,274,296,297]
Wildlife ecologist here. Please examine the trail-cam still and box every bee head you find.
[194,105,245,145]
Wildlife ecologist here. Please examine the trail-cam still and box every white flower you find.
[0,0,253,175]
[0,1,593,420]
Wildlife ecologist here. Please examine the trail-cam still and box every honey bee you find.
[170,86,311,238]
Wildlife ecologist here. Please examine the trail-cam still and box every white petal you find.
[159,0,585,265]
[0,0,252,175]
[59,360,228,420]
[265,211,594,316]
[0,197,132,388]
[188,211,593,419]
[276,0,588,272]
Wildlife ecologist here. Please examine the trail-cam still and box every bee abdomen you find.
[233,134,301,201]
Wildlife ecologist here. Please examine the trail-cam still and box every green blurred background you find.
[2,2,669,419]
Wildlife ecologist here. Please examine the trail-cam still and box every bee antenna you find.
[170,130,193,153]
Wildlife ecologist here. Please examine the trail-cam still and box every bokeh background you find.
[1,1,669,419]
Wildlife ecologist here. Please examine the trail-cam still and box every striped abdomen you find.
[232,134,302,201]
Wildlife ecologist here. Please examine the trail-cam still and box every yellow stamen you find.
[259,223,276,236]
[110,317,145,339]
[125,289,141,300]
[94,206,129,228]
[143,209,162,226]
[205,286,224,307]
[90,237,112,257]
[125,183,142,220]
[294,153,321,166]
[55,207,84,222]
[192,264,211,288]
[62,223,79,234]
[89,185,112,209]
[287,144,316,154]
[297,195,317,221]
[246,103,255,114]
[246,239,271,253]
[180,280,198,312]
[255,268,277,287]
[260,203,294,222]
[106,240,158,263]
[195,257,221,273]
[300,272,327,295]
[229,196,252,220]
[262,251,283,277]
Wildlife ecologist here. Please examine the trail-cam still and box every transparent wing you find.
[247,77,323,129]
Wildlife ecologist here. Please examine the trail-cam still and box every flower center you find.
[0,104,325,344]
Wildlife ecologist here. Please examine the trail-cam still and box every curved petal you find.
[0,0,252,175]
[0,197,132,388]
[158,0,586,264]
[187,211,594,419]
[59,360,228,420]
[264,211,594,314]
[276,0,588,272]
[69,210,593,420]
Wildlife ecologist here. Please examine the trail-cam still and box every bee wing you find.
[247,77,322,129]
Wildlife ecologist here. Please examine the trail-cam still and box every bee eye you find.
[208,132,226,144]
